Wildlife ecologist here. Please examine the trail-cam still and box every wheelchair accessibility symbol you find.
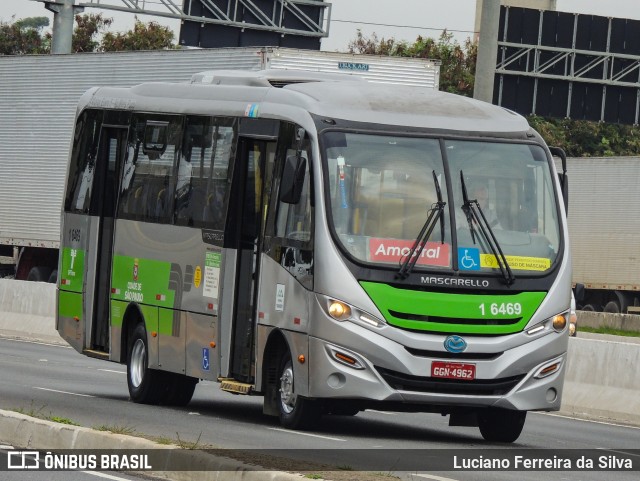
[202,348,210,371]
[458,248,480,271]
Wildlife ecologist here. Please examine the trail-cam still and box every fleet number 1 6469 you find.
[479,302,522,316]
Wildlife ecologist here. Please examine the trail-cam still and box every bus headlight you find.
[328,300,351,321]
[552,313,567,332]
[526,310,569,335]
[319,295,386,328]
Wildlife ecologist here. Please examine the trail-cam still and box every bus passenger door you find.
[228,138,270,383]
[86,125,128,353]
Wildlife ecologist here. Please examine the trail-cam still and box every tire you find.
[27,266,52,282]
[603,301,620,313]
[165,373,197,407]
[48,270,58,284]
[478,408,526,443]
[278,353,321,430]
[127,323,168,404]
[580,304,596,312]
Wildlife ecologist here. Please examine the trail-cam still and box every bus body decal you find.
[111,255,176,309]
[360,281,546,335]
[59,247,85,293]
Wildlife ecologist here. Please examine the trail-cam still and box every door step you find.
[218,378,253,395]
[83,349,110,360]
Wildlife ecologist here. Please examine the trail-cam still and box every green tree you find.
[348,30,477,97]
[101,19,175,52]
[72,13,112,53]
[0,16,50,55]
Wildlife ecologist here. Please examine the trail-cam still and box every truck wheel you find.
[27,266,52,282]
[603,301,620,313]
[127,323,167,404]
[478,408,526,443]
[48,270,58,284]
[278,352,321,430]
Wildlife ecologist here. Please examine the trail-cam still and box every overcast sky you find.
[3,0,640,52]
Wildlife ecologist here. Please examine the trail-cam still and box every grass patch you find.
[579,326,640,338]
[305,475,323,480]
[93,424,136,435]
[12,403,80,426]
[49,416,80,426]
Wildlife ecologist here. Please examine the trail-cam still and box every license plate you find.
[431,361,476,380]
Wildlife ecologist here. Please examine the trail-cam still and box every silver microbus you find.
[57,70,571,443]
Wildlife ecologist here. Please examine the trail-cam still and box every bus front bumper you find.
[307,330,567,413]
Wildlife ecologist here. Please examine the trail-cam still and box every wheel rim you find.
[279,360,296,414]
[130,338,146,388]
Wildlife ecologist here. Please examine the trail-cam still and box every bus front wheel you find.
[278,353,321,430]
[478,408,526,443]
[127,323,166,404]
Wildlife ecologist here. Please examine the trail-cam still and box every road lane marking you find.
[34,387,95,398]
[98,369,126,374]
[411,474,460,481]
[82,471,133,481]
[0,337,72,348]
[538,412,640,430]
[267,427,346,441]
[0,445,14,449]
[596,448,640,459]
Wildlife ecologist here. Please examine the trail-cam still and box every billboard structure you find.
[76,0,330,51]
[494,6,640,124]
[178,0,329,50]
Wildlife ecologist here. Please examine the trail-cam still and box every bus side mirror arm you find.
[549,146,569,214]
[280,155,306,204]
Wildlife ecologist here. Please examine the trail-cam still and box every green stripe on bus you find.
[58,290,83,320]
[360,281,546,335]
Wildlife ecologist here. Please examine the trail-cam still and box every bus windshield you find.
[323,132,561,276]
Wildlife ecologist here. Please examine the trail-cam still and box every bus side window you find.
[65,110,102,214]
[175,117,237,229]
[118,115,181,223]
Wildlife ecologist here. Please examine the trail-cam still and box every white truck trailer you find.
[0,46,440,281]
[566,156,640,313]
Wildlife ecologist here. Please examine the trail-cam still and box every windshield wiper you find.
[460,171,515,285]
[397,171,446,279]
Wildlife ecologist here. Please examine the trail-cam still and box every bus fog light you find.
[546,388,557,402]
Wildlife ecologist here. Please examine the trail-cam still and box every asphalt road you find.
[0,337,638,481]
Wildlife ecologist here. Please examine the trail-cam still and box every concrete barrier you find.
[1,280,639,426]
[560,337,640,425]
[0,279,61,344]
[577,310,640,331]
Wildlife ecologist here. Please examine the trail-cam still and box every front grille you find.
[388,310,522,326]
[404,346,503,361]
[375,366,525,396]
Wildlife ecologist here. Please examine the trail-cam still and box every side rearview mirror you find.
[280,155,307,204]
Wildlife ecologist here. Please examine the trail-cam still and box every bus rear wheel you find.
[478,408,526,443]
[165,373,197,406]
[127,323,167,404]
[278,353,321,430]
